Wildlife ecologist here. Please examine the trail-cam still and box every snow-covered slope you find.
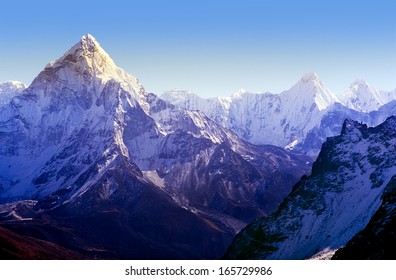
[161,89,233,127]
[0,34,150,199]
[225,116,396,259]
[340,79,396,113]
[0,81,26,105]
[332,175,396,259]
[0,35,311,259]
[162,73,339,150]
[162,76,396,157]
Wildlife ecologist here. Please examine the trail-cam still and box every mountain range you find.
[0,34,395,260]
[0,35,310,259]
[0,81,26,106]
[162,76,396,157]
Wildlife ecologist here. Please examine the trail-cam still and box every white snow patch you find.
[143,170,165,188]
[285,140,298,150]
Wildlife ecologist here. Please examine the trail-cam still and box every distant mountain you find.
[0,81,26,105]
[339,79,396,113]
[162,73,339,150]
[0,35,310,259]
[224,116,396,259]
[162,76,396,157]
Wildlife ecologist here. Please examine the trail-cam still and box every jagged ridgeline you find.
[1,34,395,260]
[0,35,310,259]
[225,116,396,260]
[162,79,396,158]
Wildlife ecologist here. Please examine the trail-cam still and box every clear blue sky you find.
[0,0,395,97]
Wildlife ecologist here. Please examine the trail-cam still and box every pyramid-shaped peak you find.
[349,78,371,89]
[29,34,146,101]
[300,72,321,83]
[339,78,385,112]
[79,34,102,52]
[45,33,117,75]
[345,79,379,98]
[351,78,367,84]
[284,72,338,111]
[68,34,110,58]
[81,33,98,44]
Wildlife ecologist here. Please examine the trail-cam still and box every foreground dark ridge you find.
[225,116,396,260]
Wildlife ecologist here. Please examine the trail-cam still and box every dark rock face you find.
[0,226,85,260]
[225,116,396,260]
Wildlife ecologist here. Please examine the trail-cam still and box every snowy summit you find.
[0,80,26,105]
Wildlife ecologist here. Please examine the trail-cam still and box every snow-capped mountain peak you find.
[161,72,396,157]
[0,80,26,105]
[300,72,320,83]
[232,88,247,98]
[0,80,26,90]
[81,33,99,49]
[285,72,338,111]
[351,78,369,87]
[340,79,388,112]
[27,34,148,113]
[348,79,376,96]
[161,72,340,149]
[46,33,118,77]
